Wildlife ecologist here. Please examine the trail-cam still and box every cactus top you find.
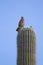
[17,26,36,39]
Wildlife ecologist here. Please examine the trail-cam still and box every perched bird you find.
[16,17,24,32]
[18,17,24,27]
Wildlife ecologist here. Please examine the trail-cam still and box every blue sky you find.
[0,0,43,65]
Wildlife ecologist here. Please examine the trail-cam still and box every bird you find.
[18,17,24,27]
[16,17,24,32]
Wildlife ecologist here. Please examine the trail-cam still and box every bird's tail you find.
[16,26,24,32]
[16,27,20,31]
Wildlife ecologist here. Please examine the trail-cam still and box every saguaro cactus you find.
[17,26,36,65]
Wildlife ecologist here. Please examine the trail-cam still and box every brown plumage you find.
[16,17,24,32]
[18,17,24,27]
